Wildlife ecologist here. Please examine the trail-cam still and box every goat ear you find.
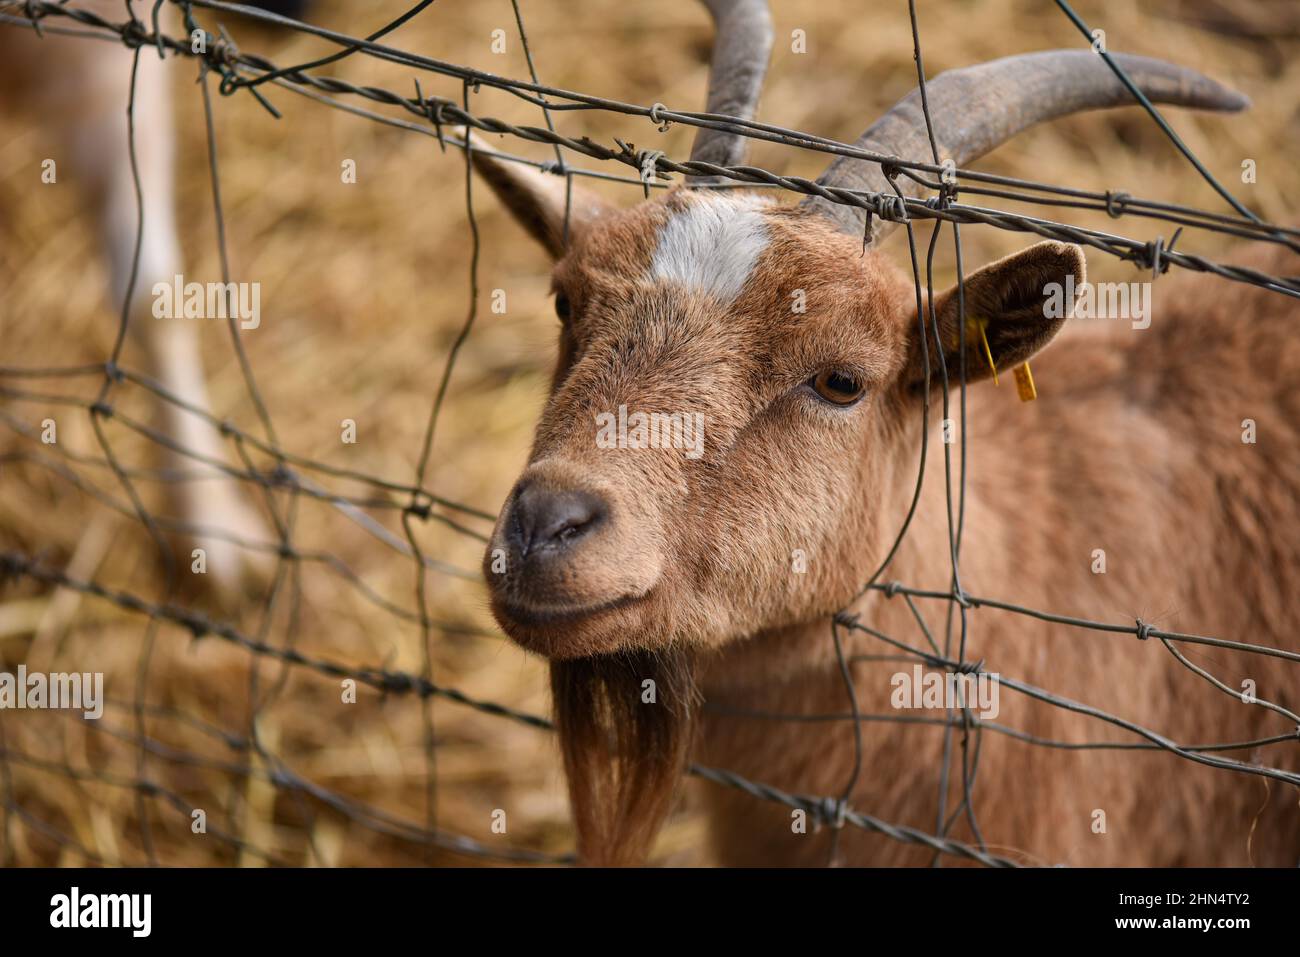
[905,241,1086,391]
[463,130,612,258]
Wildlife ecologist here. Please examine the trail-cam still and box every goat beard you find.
[550,645,700,866]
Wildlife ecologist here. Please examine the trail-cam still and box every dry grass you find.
[0,0,1295,866]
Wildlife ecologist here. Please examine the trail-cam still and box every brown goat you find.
[476,0,1300,866]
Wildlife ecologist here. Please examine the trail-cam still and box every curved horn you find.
[799,51,1250,243]
[686,0,773,184]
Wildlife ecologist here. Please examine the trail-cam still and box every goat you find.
[474,0,1300,866]
[0,1,316,599]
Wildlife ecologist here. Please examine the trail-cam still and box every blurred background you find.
[0,0,1296,866]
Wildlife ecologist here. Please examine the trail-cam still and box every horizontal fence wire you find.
[0,0,1296,867]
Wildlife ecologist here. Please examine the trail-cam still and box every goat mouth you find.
[497,589,652,628]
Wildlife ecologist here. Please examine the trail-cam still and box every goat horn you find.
[686,0,774,185]
[799,50,1250,244]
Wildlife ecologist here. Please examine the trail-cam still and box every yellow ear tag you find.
[1013,362,1037,402]
[964,315,998,386]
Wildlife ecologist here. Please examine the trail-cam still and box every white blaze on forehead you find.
[648,194,771,303]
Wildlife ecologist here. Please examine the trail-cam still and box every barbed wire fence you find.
[0,0,1296,869]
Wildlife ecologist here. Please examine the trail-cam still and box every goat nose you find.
[508,485,607,558]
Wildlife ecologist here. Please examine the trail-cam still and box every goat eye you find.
[554,293,571,322]
[810,369,866,406]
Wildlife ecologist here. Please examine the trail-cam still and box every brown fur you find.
[698,238,1300,866]
[477,158,1300,866]
[552,646,699,866]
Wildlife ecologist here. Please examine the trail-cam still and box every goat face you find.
[468,13,1242,665]
[481,182,1084,660]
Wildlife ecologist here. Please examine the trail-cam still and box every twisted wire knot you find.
[877,192,909,224]
[816,797,848,829]
[22,0,47,37]
[649,103,673,132]
[211,35,240,69]
[1127,227,1183,279]
[212,35,245,96]
[634,148,665,197]
[636,148,665,174]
